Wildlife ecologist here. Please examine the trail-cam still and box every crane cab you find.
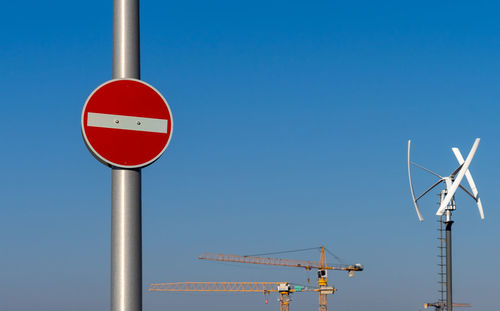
[278,282,291,293]
[317,269,327,278]
[317,270,328,286]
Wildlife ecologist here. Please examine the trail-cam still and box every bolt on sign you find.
[81,79,173,168]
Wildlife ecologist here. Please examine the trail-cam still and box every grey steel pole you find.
[445,220,453,311]
[113,0,140,79]
[112,1,142,311]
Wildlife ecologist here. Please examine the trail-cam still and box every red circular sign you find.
[81,79,173,168]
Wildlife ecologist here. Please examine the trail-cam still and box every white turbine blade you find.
[477,196,484,219]
[452,147,484,219]
[408,140,424,221]
[437,138,480,216]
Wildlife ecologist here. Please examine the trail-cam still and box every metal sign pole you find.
[112,1,142,311]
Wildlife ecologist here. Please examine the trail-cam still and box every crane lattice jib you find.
[199,253,363,271]
[149,282,281,292]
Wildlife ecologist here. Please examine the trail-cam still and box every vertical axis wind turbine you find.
[407,138,484,311]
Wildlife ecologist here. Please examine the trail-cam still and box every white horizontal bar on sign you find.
[87,112,168,134]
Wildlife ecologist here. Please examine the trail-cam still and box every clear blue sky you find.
[1,1,498,311]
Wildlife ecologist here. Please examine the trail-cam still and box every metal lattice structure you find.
[199,246,362,311]
[149,281,316,311]
[438,216,446,308]
[150,281,280,292]
[199,252,362,272]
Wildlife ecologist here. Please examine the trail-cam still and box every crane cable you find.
[244,247,320,257]
[244,246,346,264]
[325,248,345,264]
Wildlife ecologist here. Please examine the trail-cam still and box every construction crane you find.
[149,281,317,311]
[424,302,471,310]
[199,246,363,311]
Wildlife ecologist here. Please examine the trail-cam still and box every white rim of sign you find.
[81,78,173,169]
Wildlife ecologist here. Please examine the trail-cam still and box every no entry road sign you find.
[81,79,173,168]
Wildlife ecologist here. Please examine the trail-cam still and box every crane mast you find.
[318,246,328,311]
